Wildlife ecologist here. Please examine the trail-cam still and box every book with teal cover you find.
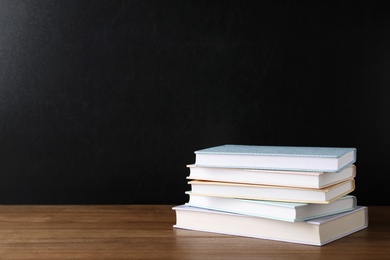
[194,144,357,172]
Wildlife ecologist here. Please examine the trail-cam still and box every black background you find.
[0,1,389,205]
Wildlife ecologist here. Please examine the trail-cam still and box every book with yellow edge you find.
[188,179,355,204]
[187,164,356,189]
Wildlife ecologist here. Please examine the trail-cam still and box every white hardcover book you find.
[186,193,357,222]
[173,205,368,246]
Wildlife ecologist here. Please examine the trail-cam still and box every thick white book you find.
[188,179,355,204]
[186,193,357,222]
[187,164,356,189]
[194,144,356,172]
[173,205,368,246]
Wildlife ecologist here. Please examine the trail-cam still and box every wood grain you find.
[0,205,388,259]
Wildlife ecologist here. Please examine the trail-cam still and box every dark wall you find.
[0,1,389,205]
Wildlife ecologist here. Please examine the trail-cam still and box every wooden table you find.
[0,205,389,259]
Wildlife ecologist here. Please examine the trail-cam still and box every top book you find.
[194,144,357,172]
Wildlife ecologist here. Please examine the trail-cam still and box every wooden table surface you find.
[0,205,389,259]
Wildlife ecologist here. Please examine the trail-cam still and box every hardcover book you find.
[186,193,357,222]
[194,144,356,172]
[173,205,368,246]
[188,179,355,204]
[187,164,356,189]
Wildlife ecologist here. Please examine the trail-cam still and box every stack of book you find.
[173,144,368,246]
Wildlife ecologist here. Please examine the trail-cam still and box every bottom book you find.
[173,205,368,246]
